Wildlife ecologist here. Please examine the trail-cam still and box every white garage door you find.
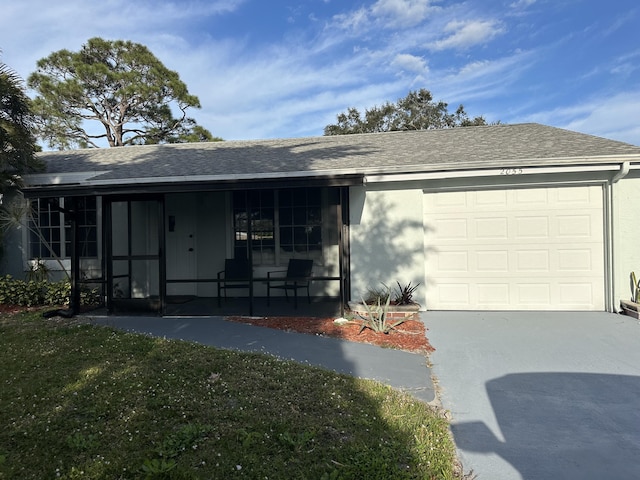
[424,185,605,310]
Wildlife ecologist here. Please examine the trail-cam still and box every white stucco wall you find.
[349,185,426,309]
[612,172,640,306]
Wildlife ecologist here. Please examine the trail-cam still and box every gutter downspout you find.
[612,161,630,184]
[608,161,631,312]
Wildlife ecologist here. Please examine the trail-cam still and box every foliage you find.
[140,458,177,478]
[364,284,391,305]
[393,281,420,306]
[139,121,223,145]
[358,288,406,334]
[364,281,420,306]
[0,313,462,479]
[27,37,215,149]
[25,258,51,282]
[324,88,490,135]
[0,275,100,307]
[632,271,639,303]
[0,56,43,192]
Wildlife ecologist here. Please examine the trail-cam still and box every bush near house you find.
[0,275,100,307]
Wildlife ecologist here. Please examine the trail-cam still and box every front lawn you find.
[0,311,461,479]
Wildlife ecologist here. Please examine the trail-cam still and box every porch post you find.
[339,187,351,317]
[104,200,114,313]
[246,192,255,316]
[69,197,81,315]
[158,197,167,316]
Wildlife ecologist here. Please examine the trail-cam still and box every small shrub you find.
[44,280,71,306]
[0,275,45,306]
[393,281,420,306]
[363,284,391,305]
[0,275,101,308]
[25,258,51,282]
[364,281,420,306]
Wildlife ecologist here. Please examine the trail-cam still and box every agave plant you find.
[358,288,406,334]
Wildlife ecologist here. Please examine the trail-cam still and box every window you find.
[66,197,98,258]
[29,198,62,258]
[233,190,275,264]
[278,188,322,257]
[29,197,98,259]
[233,188,323,265]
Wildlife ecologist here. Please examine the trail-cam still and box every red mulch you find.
[225,316,434,354]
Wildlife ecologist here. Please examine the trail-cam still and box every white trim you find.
[23,169,364,187]
[367,164,621,184]
[23,172,110,185]
[612,161,631,183]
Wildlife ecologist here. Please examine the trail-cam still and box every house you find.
[3,123,640,315]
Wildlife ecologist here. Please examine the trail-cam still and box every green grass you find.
[0,311,461,479]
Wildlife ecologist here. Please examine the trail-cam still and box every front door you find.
[165,194,198,296]
[106,197,164,313]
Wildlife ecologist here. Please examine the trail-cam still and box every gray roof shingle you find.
[31,123,640,186]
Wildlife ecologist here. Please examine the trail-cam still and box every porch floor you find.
[101,296,344,318]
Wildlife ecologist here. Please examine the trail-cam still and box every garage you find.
[423,185,605,311]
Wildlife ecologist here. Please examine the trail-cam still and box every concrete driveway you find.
[424,311,640,480]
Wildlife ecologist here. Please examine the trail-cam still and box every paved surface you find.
[85,315,435,403]
[424,311,640,480]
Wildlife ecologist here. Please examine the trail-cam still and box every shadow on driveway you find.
[453,372,640,479]
[424,311,640,479]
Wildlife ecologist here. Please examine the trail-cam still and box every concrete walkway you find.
[424,311,640,480]
[86,315,435,404]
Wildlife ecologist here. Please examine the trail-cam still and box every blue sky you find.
[1,0,639,145]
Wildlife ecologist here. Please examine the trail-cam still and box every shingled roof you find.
[25,123,640,195]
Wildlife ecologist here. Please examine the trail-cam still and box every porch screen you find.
[233,188,322,265]
[28,196,98,259]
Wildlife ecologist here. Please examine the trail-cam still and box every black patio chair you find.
[217,258,251,307]
[267,258,314,308]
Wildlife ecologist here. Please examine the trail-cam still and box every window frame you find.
[25,196,100,263]
[232,188,325,267]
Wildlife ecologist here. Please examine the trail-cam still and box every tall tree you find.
[324,88,489,135]
[0,57,42,192]
[28,37,216,149]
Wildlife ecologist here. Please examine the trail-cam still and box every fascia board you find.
[365,164,623,183]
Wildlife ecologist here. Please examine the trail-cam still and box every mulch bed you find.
[226,316,434,354]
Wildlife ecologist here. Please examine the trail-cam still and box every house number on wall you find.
[500,167,524,175]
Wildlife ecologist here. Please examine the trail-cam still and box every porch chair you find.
[217,258,251,307]
[267,258,314,309]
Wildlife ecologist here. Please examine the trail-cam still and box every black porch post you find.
[339,187,351,318]
[158,197,167,316]
[246,192,254,316]
[104,200,114,314]
[69,197,81,315]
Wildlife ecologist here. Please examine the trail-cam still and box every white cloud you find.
[371,0,436,28]
[509,0,537,8]
[428,19,505,51]
[331,7,371,33]
[433,50,536,101]
[392,54,429,74]
[519,90,640,146]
